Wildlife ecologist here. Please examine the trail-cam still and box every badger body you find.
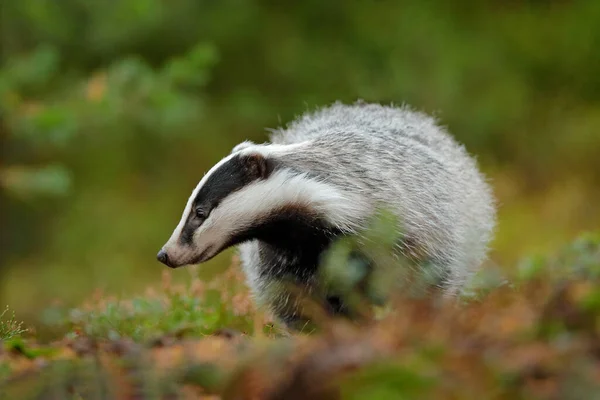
[158,102,496,327]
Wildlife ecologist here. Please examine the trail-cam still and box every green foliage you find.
[319,210,404,313]
[1,2,599,397]
[0,45,59,95]
[340,361,435,400]
[64,291,235,343]
[0,357,116,399]
[318,209,448,320]
[1,0,600,347]
[180,362,228,393]
[515,232,600,284]
[1,40,217,156]
[3,337,57,360]
[0,36,217,202]
[51,273,256,343]
[0,233,599,399]
[0,165,71,200]
[0,306,27,341]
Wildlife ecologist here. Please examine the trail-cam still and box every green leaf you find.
[0,164,72,199]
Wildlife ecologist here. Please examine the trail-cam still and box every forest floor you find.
[1,235,600,400]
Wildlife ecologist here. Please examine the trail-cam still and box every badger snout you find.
[156,249,175,268]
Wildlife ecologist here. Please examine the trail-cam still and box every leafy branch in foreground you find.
[315,209,449,325]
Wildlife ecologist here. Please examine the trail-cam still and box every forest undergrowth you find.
[1,232,600,400]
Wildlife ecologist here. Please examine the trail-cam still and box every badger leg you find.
[264,287,318,332]
[325,295,352,316]
[272,307,314,332]
[272,297,355,332]
[259,275,360,331]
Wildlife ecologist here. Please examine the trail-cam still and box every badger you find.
[157,102,496,327]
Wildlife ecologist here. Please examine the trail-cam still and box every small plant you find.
[53,267,266,343]
[0,306,27,340]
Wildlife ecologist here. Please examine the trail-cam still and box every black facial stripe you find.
[222,204,344,270]
[179,214,200,245]
[178,153,276,245]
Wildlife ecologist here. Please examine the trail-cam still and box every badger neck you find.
[244,207,342,280]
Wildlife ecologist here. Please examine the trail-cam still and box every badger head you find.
[157,142,360,269]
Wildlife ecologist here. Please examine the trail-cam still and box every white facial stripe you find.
[231,140,255,153]
[192,169,368,256]
[238,141,310,158]
[164,152,237,250]
[162,140,367,265]
[179,140,309,223]
[223,170,367,230]
[171,140,311,242]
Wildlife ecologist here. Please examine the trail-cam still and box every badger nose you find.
[156,250,171,267]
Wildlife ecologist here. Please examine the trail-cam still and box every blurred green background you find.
[1,0,599,328]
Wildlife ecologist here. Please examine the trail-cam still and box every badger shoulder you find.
[264,101,496,289]
[268,101,446,147]
[161,101,496,329]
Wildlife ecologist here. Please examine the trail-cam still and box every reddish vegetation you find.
[2,237,600,399]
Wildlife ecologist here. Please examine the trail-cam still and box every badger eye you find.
[194,208,207,220]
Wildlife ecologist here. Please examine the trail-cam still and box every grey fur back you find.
[266,102,496,291]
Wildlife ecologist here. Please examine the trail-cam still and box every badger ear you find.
[241,153,274,180]
[231,140,255,154]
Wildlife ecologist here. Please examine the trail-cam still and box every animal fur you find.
[158,102,496,327]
